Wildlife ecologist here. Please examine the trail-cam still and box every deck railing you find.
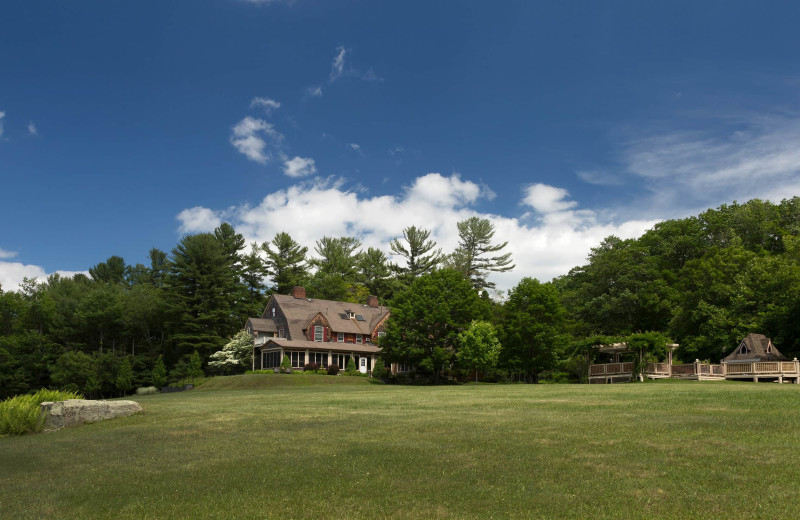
[589,362,633,376]
[647,362,670,375]
[725,361,799,375]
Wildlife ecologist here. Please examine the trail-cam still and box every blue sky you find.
[2,0,800,292]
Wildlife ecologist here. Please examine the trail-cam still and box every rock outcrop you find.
[40,399,143,430]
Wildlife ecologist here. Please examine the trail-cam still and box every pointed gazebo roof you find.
[723,333,787,362]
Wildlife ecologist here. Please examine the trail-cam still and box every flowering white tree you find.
[208,330,254,373]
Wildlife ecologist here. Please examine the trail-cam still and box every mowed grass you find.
[2,377,800,519]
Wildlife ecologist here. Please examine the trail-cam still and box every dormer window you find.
[314,326,324,342]
[271,308,276,318]
[739,343,748,355]
[347,311,355,319]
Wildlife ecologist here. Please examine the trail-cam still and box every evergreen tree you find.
[447,217,514,291]
[389,226,443,281]
[151,355,167,388]
[357,247,395,300]
[115,356,134,395]
[262,232,309,294]
[164,232,239,362]
[89,256,130,285]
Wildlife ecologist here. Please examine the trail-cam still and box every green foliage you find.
[280,355,291,373]
[115,356,134,395]
[50,351,98,396]
[327,364,340,375]
[187,351,204,381]
[389,225,443,283]
[447,216,515,291]
[500,278,569,377]
[371,359,388,380]
[262,232,309,295]
[345,358,357,374]
[381,269,487,383]
[457,321,501,381]
[151,355,167,388]
[0,388,82,436]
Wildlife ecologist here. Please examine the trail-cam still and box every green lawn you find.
[2,376,800,519]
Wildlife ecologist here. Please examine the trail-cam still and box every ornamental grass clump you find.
[0,389,83,436]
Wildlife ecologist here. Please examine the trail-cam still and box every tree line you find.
[1,197,799,395]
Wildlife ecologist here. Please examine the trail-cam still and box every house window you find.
[365,336,370,343]
[356,334,362,344]
[337,332,344,343]
[271,308,276,318]
[309,352,328,368]
[397,362,412,373]
[361,358,366,367]
[332,354,351,369]
[314,326,324,342]
[289,351,305,368]
[278,328,285,339]
[262,351,281,368]
[378,331,386,338]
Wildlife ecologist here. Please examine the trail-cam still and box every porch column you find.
[305,349,310,368]
[667,349,673,378]
[328,351,332,368]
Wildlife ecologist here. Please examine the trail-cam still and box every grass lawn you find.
[2,376,800,519]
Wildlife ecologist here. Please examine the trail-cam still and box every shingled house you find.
[245,286,390,374]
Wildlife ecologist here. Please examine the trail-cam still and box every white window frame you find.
[314,326,324,342]
[337,332,344,343]
[356,334,362,344]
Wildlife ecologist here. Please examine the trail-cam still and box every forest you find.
[1,197,799,397]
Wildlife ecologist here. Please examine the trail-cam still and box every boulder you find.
[40,399,143,430]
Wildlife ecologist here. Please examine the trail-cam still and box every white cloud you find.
[176,173,657,292]
[523,184,578,214]
[307,85,323,98]
[27,121,37,136]
[177,207,223,234]
[229,116,283,164]
[0,111,5,138]
[250,97,281,114]
[621,112,800,214]
[330,46,347,81]
[282,156,317,178]
[350,143,360,151]
[0,261,87,292]
[0,248,17,259]
[576,169,622,186]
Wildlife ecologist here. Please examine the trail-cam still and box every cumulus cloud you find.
[250,97,281,114]
[282,156,317,177]
[0,247,17,259]
[175,173,657,292]
[229,116,283,164]
[177,206,223,234]
[523,184,577,213]
[0,261,87,292]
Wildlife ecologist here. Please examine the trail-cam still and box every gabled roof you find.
[723,333,787,362]
[246,317,277,333]
[261,293,390,340]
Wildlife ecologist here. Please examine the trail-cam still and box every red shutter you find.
[323,327,328,342]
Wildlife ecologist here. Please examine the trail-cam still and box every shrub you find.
[135,386,159,395]
[303,362,321,372]
[0,389,83,436]
[280,355,291,373]
[371,360,388,380]
[345,358,357,374]
[327,364,340,375]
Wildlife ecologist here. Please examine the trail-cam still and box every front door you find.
[359,356,367,374]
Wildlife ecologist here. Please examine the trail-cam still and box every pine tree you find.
[389,226,443,281]
[262,232,309,295]
[448,217,515,291]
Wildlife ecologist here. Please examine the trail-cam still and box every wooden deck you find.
[588,359,800,384]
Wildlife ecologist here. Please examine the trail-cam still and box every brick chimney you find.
[367,295,379,308]
[292,286,306,299]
